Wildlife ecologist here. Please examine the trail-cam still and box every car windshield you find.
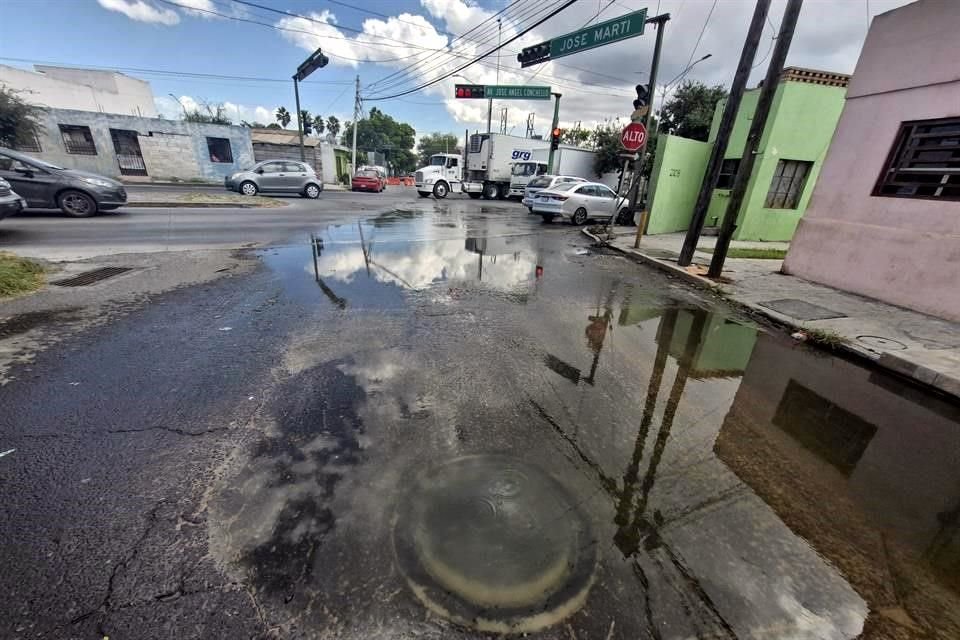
[2,153,64,171]
[358,170,379,178]
[429,156,447,166]
[549,182,580,192]
[528,176,553,188]
[511,163,541,177]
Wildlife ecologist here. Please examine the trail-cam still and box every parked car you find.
[225,160,323,198]
[0,177,27,222]
[0,148,127,217]
[352,168,386,193]
[522,175,587,212]
[531,181,626,225]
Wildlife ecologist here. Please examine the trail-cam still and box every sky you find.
[1,0,915,143]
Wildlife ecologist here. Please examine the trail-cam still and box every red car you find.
[351,169,386,193]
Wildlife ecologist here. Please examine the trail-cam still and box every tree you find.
[275,106,291,129]
[265,123,282,129]
[341,107,417,173]
[659,80,727,141]
[326,115,340,139]
[299,109,313,136]
[416,133,460,165]
[561,128,590,146]
[240,121,267,128]
[0,86,44,148]
[183,102,231,125]
[590,120,625,177]
[312,114,325,136]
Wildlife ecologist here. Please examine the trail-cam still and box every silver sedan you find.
[531,182,625,225]
[225,160,323,198]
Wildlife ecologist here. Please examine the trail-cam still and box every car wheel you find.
[304,183,321,199]
[433,181,449,199]
[240,181,258,196]
[527,207,534,214]
[418,191,430,198]
[540,214,555,223]
[482,183,499,200]
[467,192,482,199]
[58,190,97,218]
[572,208,588,226]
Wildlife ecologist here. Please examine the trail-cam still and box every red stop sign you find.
[621,122,647,152]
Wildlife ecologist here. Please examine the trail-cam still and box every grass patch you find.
[0,252,46,298]
[698,247,787,260]
[804,328,847,348]
[176,193,287,208]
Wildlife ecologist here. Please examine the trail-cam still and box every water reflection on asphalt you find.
[211,202,960,639]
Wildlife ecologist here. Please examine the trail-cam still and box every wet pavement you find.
[1,197,958,639]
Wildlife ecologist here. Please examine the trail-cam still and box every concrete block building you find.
[0,64,157,117]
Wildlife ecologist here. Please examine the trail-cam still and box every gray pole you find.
[351,74,359,175]
[546,92,562,174]
[709,0,802,278]
[678,0,771,266]
[293,77,305,162]
[625,14,668,240]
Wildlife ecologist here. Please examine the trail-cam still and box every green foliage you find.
[590,120,625,176]
[275,106,291,129]
[560,128,590,146]
[0,252,45,298]
[184,102,231,125]
[299,110,313,136]
[416,132,461,165]
[240,121,266,128]
[659,80,728,141]
[313,115,325,136]
[326,115,340,138]
[265,123,282,129]
[342,108,417,173]
[0,86,44,148]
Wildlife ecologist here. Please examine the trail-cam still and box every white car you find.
[522,175,587,212]
[531,181,626,225]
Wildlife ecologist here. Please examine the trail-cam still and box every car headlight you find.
[423,176,435,184]
[80,177,115,189]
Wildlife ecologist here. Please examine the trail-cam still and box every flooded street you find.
[2,199,957,639]
[208,202,959,639]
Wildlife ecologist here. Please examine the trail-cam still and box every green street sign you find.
[485,85,552,100]
[549,8,648,60]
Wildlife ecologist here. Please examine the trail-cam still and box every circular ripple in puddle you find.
[393,454,597,634]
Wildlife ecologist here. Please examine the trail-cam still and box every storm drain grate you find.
[51,267,134,287]
[757,298,847,321]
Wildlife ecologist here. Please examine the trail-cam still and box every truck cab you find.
[415,153,462,199]
[462,133,551,200]
[508,156,549,198]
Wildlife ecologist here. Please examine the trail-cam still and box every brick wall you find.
[138,133,200,180]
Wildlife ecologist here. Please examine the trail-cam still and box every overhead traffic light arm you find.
[517,41,551,68]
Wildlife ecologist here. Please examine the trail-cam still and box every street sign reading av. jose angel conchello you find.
[454,85,551,100]
[519,8,648,67]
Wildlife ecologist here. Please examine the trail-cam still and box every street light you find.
[657,54,713,132]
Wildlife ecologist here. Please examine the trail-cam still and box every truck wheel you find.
[572,208,589,225]
[433,181,449,199]
[482,183,498,200]
[496,184,508,200]
[418,191,430,198]
[467,192,482,199]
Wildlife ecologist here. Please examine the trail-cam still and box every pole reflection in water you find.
[309,233,347,309]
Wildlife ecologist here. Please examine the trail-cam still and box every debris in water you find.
[0,449,15,458]
[575,249,590,255]
[791,331,808,341]
[218,327,232,332]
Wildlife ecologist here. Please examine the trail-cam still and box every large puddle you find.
[211,205,960,639]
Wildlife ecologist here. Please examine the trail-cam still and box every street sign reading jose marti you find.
[552,8,648,60]
[454,85,551,100]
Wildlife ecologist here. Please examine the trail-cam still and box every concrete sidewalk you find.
[588,229,960,399]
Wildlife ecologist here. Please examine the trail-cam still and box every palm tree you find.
[326,115,340,139]
[313,115,325,136]
[275,106,291,129]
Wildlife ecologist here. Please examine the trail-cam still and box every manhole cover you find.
[393,455,597,633]
[51,267,133,287]
[856,335,908,350]
[757,299,847,321]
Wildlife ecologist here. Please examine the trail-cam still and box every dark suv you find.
[0,148,127,217]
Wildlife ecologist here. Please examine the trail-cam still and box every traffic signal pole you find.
[293,77,305,161]
[546,92,562,173]
[626,13,668,246]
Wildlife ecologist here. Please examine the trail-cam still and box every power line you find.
[364,0,579,101]
[685,0,718,71]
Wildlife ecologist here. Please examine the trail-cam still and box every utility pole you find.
[293,77,305,161]
[351,74,359,175]
[500,108,508,134]
[709,0,802,277]
[526,113,535,138]
[625,13,669,242]
[678,0,771,266]
[546,92,562,173]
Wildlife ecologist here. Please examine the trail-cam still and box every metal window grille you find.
[716,158,741,189]
[874,117,960,201]
[765,160,812,209]
[13,134,41,153]
[206,137,234,163]
[59,125,97,155]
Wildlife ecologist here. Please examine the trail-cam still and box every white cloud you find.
[154,95,278,126]
[97,0,179,25]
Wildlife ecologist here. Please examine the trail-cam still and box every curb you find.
[125,201,279,208]
[581,227,960,400]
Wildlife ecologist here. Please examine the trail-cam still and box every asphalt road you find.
[1,197,958,639]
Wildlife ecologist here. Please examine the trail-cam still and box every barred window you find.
[59,125,97,155]
[874,118,960,201]
[206,137,233,163]
[14,134,41,153]
[716,158,740,189]
[765,160,812,209]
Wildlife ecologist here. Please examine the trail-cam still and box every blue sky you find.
[1,0,912,141]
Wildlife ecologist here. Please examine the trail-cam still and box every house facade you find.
[783,0,960,321]
[646,68,849,241]
[20,108,253,182]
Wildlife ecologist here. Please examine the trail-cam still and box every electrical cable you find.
[685,0,717,71]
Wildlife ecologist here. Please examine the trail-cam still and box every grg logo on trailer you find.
[511,150,533,161]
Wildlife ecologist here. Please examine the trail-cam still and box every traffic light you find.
[550,127,562,150]
[518,41,551,68]
[295,48,329,82]
[633,84,649,109]
[455,84,486,99]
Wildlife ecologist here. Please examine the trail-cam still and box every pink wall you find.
[783,0,960,321]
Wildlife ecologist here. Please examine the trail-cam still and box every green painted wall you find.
[646,134,711,234]
[666,309,757,377]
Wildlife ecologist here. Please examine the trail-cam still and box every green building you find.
[646,67,850,241]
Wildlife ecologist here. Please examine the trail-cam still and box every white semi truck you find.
[414,153,464,199]
[461,133,552,200]
[507,145,600,197]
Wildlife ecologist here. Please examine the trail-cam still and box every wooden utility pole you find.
[677,0,771,266]
[709,0,803,278]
